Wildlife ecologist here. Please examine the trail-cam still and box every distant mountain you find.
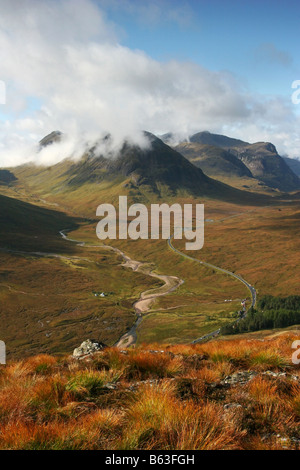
[228,141,300,192]
[11,131,271,206]
[283,156,300,178]
[189,131,247,149]
[39,131,62,147]
[159,132,177,145]
[174,142,253,179]
[167,131,300,193]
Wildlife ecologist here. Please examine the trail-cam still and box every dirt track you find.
[60,231,184,348]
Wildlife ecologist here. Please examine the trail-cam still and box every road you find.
[168,235,257,344]
[59,230,184,348]
[1,230,184,349]
[1,226,256,347]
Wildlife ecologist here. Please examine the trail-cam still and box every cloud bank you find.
[0,0,299,167]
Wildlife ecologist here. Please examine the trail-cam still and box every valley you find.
[1,0,300,452]
[0,131,299,359]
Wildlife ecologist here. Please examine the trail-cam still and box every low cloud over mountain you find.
[0,0,300,167]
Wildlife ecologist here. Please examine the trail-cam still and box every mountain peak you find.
[171,131,300,192]
[39,131,63,148]
[190,131,248,148]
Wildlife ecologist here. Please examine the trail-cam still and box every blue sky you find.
[0,0,300,166]
[99,0,300,96]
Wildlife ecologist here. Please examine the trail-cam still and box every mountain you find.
[11,131,271,207]
[189,131,247,149]
[174,142,253,179]
[39,130,62,147]
[65,131,226,198]
[283,156,300,178]
[167,131,300,193]
[229,142,300,192]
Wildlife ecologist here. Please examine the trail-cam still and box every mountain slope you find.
[1,332,300,450]
[180,132,300,192]
[190,131,248,149]
[64,131,213,195]
[0,170,17,185]
[11,132,272,207]
[284,156,300,178]
[0,194,80,251]
[230,142,300,192]
[174,142,253,179]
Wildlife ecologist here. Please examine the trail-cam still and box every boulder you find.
[73,339,105,358]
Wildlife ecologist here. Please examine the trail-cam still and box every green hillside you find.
[0,194,81,252]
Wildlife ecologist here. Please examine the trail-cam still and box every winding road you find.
[168,235,257,343]
[1,224,256,348]
[59,230,184,348]
[60,228,256,346]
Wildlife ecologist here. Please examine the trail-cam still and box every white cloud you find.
[0,0,299,168]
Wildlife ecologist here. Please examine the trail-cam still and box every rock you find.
[73,339,106,358]
[263,371,287,379]
[103,383,118,390]
[128,379,159,392]
[221,371,257,386]
[275,435,300,449]
[224,403,243,411]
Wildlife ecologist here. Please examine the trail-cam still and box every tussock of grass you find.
[120,382,243,450]
[66,369,121,399]
[0,333,300,450]
[100,348,184,380]
[249,351,289,370]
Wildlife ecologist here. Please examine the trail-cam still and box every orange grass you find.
[0,333,300,450]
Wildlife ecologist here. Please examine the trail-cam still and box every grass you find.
[69,198,300,345]
[0,333,300,450]
[1,178,299,356]
[250,351,289,370]
[0,251,161,358]
[119,382,242,450]
[66,369,121,399]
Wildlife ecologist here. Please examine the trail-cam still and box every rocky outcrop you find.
[73,339,106,358]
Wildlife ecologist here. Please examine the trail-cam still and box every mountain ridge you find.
[163,131,300,192]
[7,131,273,206]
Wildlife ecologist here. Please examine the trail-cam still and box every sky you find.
[0,0,300,167]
